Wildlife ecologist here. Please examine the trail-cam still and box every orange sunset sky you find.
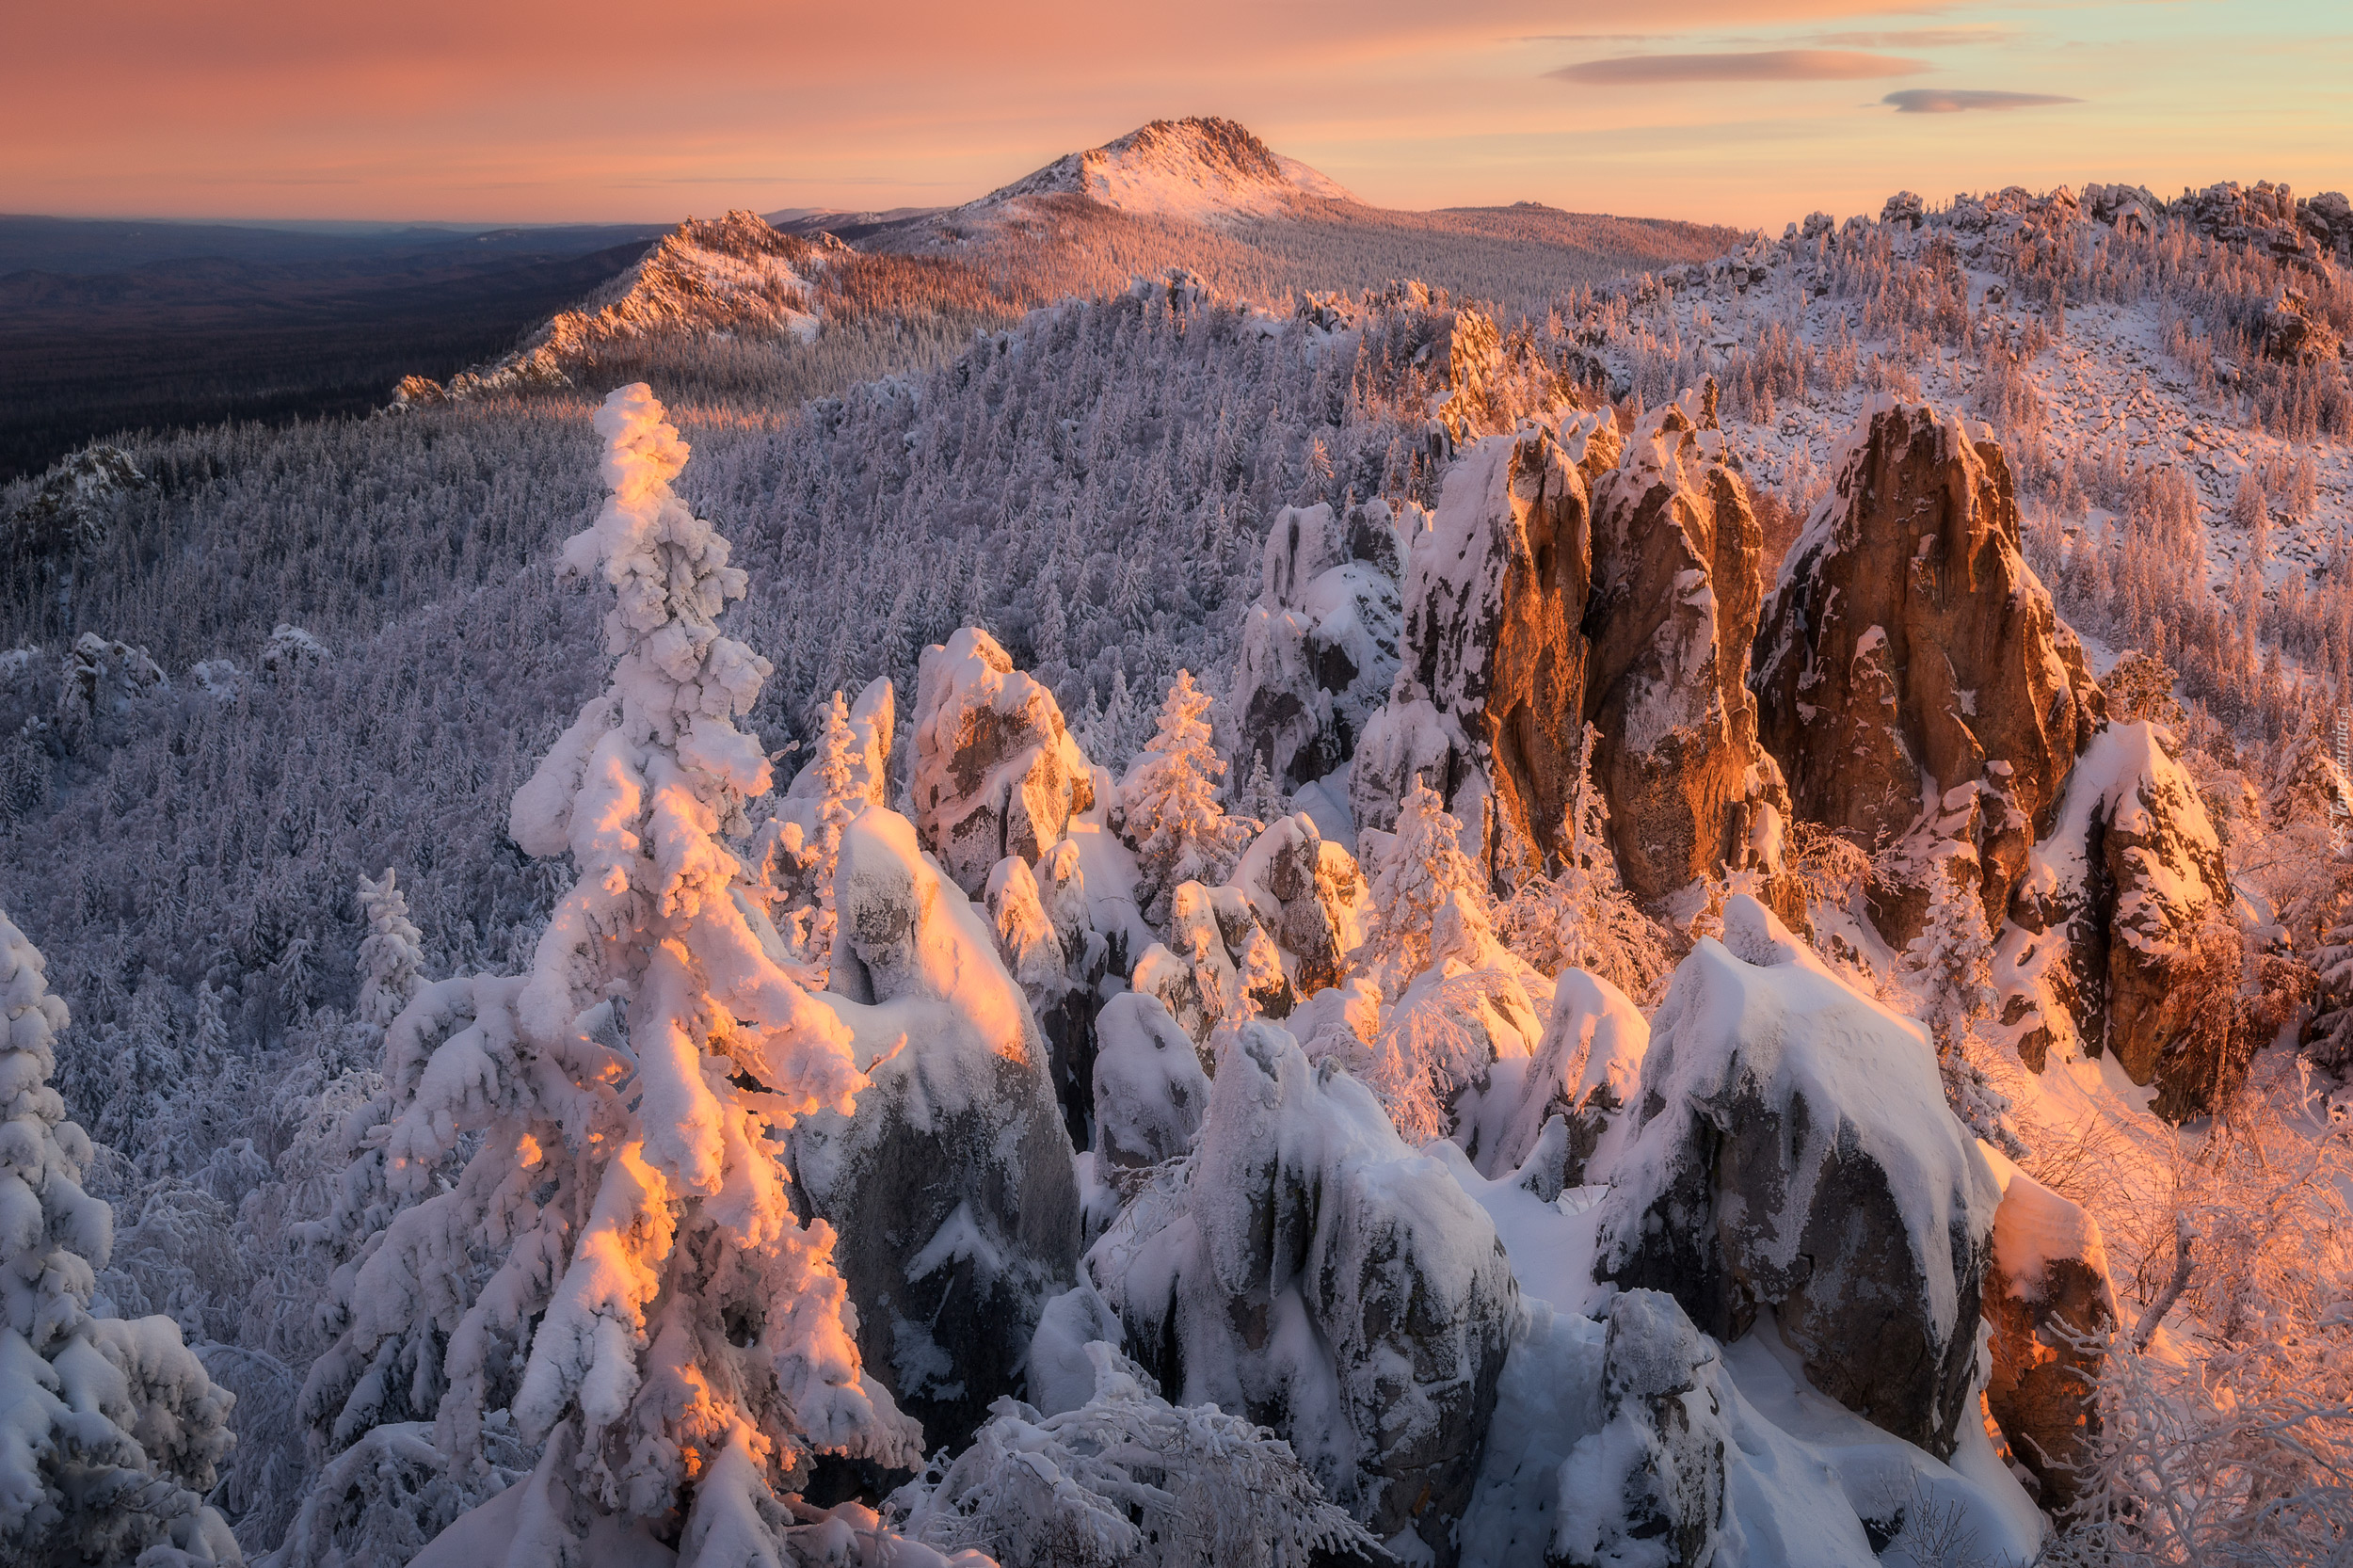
[4,0,2346,230]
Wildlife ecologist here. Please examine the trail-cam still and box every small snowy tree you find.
[893,1342,1375,1568]
[0,905,243,1566]
[1119,670,1252,921]
[1352,778,1486,996]
[299,385,916,1564]
[1899,863,2026,1158]
[1234,751,1289,826]
[353,869,425,1031]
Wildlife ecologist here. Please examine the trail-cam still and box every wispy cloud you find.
[1883,88,2081,112]
[1807,28,2018,48]
[1551,49,1929,85]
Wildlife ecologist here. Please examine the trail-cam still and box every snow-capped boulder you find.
[1996,721,2236,1118]
[911,628,1095,899]
[1224,812,1370,1000]
[1593,896,2000,1459]
[1584,390,1792,911]
[1091,992,1209,1169]
[1753,400,2105,947]
[1350,424,1598,889]
[1553,1289,1730,1568]
[1460,966,1648,1188]
[1229,501,1405,792]
[800,808,1083,1453]
[1980,1146,2117,1513]
[1091,1023,1518,1566]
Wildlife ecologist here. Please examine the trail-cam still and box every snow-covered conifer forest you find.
[7,117,2353,1566]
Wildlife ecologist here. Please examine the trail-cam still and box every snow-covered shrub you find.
[1494,723,1678,1003]
[300,385,917,1563]
[2041,1057,2353,1561]
[0,904,244,1566]
[893,1340,1374,1568]
[1899,863,2028,1159]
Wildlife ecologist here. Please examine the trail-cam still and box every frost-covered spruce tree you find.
[1118,669,1251,922]
[1899,865,2027,1158]
[1352,778,1485,997]
[353,869,425,1032]
[303,385,916,1565]
[0,906,243,1566]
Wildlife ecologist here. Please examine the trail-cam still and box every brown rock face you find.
[1352,392,1790,915]
[1982,1155,2117,1514]
[1585,394,1792,908]
[1997,723,2236,1116]
[1753,401,2105,945]
[1350,421,1601,890]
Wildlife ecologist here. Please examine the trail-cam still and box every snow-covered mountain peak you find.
[972,117,1354,223]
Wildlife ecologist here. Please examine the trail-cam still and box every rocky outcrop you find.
[911,628,1095,899]
[1753,399,2105,946]
[1229,501,1406,791]
[5,444,148,567]
[1980,1147,2117,1514]
[984,853,1102,1146]
[1593,897,2000,1460]
[1130,879,1291,1043]
[1224,812,1370,1000]
[1553,1290,1730,1568]
[2259,289,2344,366]
[1350,415,1614,889]
[1350,391,1789,916]
[1995,722,2236,1118]
[56,632,168,752]
[1584,392,1791,911]
[799,808,1083,1454]
[1090,1022,1518,1566]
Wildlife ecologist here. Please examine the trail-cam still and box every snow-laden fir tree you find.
[1118,669,1252,922]
[1352,778,1486,997]
[1898,863,2027,1158]
[0,905,243,1566]
[353,869,425,1032]
[298,384,916,1566]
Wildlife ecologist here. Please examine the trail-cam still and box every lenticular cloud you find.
[1883,88,2081,113]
